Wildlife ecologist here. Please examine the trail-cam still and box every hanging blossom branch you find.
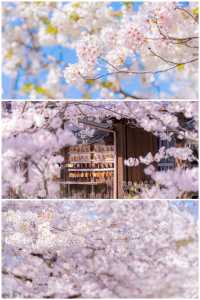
[3,101,198,146]
[175,6,198,24]
[82,57,198,81]
[3,101,198,142]
[124,145,198,199]
[66,102,198,145]
[62,2,198,99]
[124,147,198,168]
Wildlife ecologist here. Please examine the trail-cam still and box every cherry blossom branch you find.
[155,21,198,43]
[118,89,144,99]
[148,48,179,65]
[30,159,49,198]
[83,58,198,81]
[18,101,197,143]
[175,6,198,23]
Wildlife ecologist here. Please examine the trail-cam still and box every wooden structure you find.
[60,119,158,199]
[60,143,115,199]
[114,119,158,198]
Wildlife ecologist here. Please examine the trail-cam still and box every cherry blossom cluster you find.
[2,2,198,99]
[125,24,145,50]
[2,200,198,298]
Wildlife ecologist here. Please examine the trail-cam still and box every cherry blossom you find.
[2,101,198,199]
[2,2,198,99]
[2,200,198,298]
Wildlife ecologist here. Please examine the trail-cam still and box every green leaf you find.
[112,11,123,17]
[123,2,133,9]
[22,83,34,93]
[101,81,115,89]
[46,24,58,35]
[41,17,51,26]
[177,64,185,71]
[72,3,81,8]
[34,86,48,95]
[83,92,91,99]
[85,79,95,85]
[69,12,80,22]
[176,238,194,249]
[192,7,199,16]
[5,49,13,59]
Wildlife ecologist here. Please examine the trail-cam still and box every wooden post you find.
[114,122,127,198]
